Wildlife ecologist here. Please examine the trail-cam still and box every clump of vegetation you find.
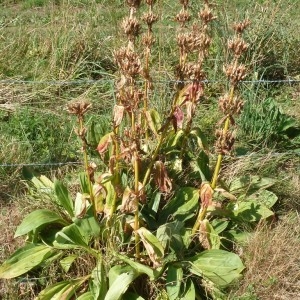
[0,1,285,299]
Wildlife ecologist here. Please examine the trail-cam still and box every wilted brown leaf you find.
[113,105,125,127]
[200,182,213,208]
[154,161,172,193]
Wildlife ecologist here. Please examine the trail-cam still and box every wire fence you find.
[0,78,300,85]
[1,150,298,169]
[0,162,82,168]
[1,76,299,170]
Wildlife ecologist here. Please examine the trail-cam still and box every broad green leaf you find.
[222,229,252,244]
[166,265,183,300]
[159,187,199,224]
[105,265,139,300]
[0,244,56,279]
[60,255,77,273]
[36,277,89,300]
[180,278,195,299]
[210,219,229,234]
[39,175,54,189]
[145,109,161,136]
[22,167,52,192]
[229,175,275,195]
[188,249,244,288]
[247,189,278,208]
[108,265,131,287]
[53,223,89,249]
[155,289,169,300]
[90,259,107,300]
[165,130,184,149]
[103,179,116,213]
[115,253,161,280]
[137,227,164,266]
[156,221,185,252]
[73,206,101,239]
[54,180,74,217]
[230,201,274,222]
[203,219,221,249]
[79,172,90,194]
[77,292,94,300]
[14,209,68,238]
[194,150,211,181]
[151,192,161,213]
[35,281,69,300]
[189,127,208,150]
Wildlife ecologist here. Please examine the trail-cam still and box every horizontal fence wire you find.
[0,79,300,85]
[0,162,82,168]
[1,151,298,169]
[0,77,299,170]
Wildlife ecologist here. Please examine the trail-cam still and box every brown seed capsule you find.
[142,12,158,28]
[126,0,141,8]
[224,63,247,85]
[183,62,206,81]
[176,8,191,26]
[114,47,142,78]
[232,19,251,34]
[67,101,91,116]
[218,94,244,115]
[142,33,156,48]
[198,4,216,24]
[122,17,141,40]
[179,0,189,9]
[145,0,156,5]
[215,129,235,155]
[228,37,249,57]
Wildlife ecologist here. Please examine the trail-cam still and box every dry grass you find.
[0,201,28,299]
[229,212,300,299]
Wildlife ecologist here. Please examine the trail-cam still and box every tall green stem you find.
[79,116,94,208]
[134,151,140,259]
[142,100,178,186]
[192,86,235,234]
[130,108,140,259]
[110,125,120,216]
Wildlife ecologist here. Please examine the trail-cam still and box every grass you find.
[0,0,300,299]
[229,212,300,300]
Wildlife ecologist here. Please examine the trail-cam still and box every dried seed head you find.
[142,33,156,48]
[122,17,141,40]
[74,126,87,138]
[126,0,141,8]
[116,86,144,111]
[215,129,235,155]
[228,37,249,57]
[67,101,91,116]
[176,8,191,26]
[114,47,142,78]
[223,63,247,85]
[183,62,206,81]
[233,19,251,34]
[198,4,216,24]
[177,26,211,55]
[154,161,172,193]
[179,0,189,9]
[142,12,159,28]
[145,0,156,5]
[218,94,244,115]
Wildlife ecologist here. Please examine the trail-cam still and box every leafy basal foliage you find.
[0,145,278,299]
